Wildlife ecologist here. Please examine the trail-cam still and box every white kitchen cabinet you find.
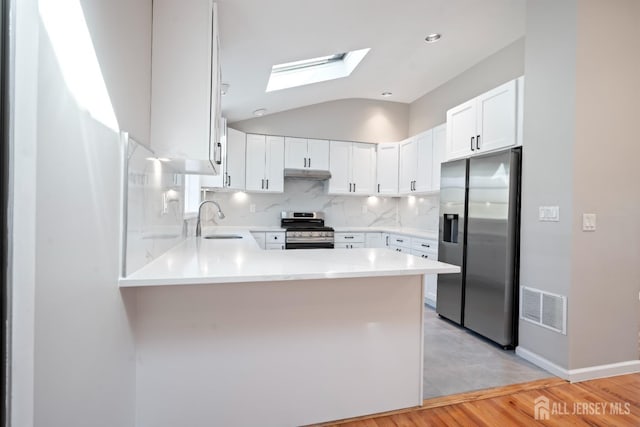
[285,137,330,170]
[265,232,285,244]
[432,124,447,191]
[150,0,222,174]
[446,78,521,160]
[328,141,376,195]
[334,232,365,244]
[399,131,434,194]
[245,134,284,193]
[222,127,246,190]
[376,144,399,195]
[335,242,365,249]
[365,232,383,248]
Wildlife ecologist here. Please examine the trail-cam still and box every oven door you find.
[285,242,334,250]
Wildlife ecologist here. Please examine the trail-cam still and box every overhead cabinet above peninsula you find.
[150,0,222,174]
[446,77,524,161]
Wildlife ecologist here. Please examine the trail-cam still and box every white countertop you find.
[120,228,458,287]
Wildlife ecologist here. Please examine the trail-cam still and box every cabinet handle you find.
[308,158,311,168]
[227,175,231,186]
[349,183,352,192]
[470,136,475,151]
[261,179,264,189]
[397,239,404,243]
[476,134,481,150]
[304,158,307,167]
[266,179,269,190]
[353,183,356,192]
[385,235,389,245]
[215,142,222,164]
[421,244,430,248]
[378,183,381,193]
[344,236,354,239]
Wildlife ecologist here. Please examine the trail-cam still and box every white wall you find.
[10,0,151,425]
[569,0,640,368]
[230,98,409,143]
[518,0,577,369]
[408,38,525,135]
[519,0,640,374]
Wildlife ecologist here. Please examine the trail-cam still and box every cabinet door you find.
[284,137,308,169]
[265,136,284,192]
[431,123,446,191]
[351,143,376,194]
[365,232,384,248]
[415,130,433,192]
[328,141,352,194]
[150,0,217,172]
[245,134,266,191]
[398,138,417,193]
[226,127,246,190]
[376,143,399,195]
[446,99,476,160]
[476,79,517,153]
[307,139,330,170]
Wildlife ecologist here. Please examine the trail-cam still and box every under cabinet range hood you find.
[283,168,331,180]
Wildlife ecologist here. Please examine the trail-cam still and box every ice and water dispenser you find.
[442,213,459,244]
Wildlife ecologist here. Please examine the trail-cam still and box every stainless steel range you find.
[281,211,334,249]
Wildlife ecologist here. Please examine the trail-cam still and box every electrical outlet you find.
[249,204,256,213]
[362,205,367,214]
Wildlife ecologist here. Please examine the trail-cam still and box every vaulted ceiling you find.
[216,0,526,122]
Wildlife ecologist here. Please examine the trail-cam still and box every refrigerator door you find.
[436,159,467,324]
[464,148,521,346]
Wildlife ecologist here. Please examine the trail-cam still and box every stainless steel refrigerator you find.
[437,148,521,348]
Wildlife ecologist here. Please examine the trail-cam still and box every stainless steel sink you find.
[203,234,243,239]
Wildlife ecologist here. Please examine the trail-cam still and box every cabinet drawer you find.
[334,232,365,243]
[266,243,285,250]
[265,232,285,243]
[388,244,410,254]
[411,249,436,260]
[335,242,365,249]
[365,232,383,248]
[388,234,410,248]
[411,237,437,253]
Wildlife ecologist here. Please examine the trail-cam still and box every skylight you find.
[266,48,370,92]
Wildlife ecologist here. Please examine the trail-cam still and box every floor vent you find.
[520,286,566,334]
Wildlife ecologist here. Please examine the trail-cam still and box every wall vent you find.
[520,286,566,334]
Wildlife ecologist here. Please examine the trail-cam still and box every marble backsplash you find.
[124,137,184,275]
[199,179,440,231]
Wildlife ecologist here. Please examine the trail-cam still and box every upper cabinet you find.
[446,77,523,161]
[399,130,433,194]
[284,137,330,170]
[376,143,399,195]
[432,123,447,191]
[224,128,247,190]
[328,141,376,195]
[150,0,222,174]
[245,134,285,193]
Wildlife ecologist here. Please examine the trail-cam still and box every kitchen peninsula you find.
[120,229,459,427]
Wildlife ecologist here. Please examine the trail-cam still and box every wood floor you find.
[314,373,640,426]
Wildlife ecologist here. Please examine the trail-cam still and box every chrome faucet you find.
[195,200,225,237]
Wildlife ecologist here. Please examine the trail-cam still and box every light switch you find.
[539,206,560,222]
[582,213,596,231]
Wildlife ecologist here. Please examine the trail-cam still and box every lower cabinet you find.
[385,233,439,307]
[335,232,365,249]
[251,231,285,250]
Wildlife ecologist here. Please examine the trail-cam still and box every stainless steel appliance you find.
[437,148,522,348]
[281,212,334,249]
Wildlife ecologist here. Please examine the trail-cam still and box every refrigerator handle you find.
[470,136,475,151]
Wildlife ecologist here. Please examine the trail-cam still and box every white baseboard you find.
[516,346,640,382]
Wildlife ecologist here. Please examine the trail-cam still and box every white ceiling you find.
[216,0,525,122]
